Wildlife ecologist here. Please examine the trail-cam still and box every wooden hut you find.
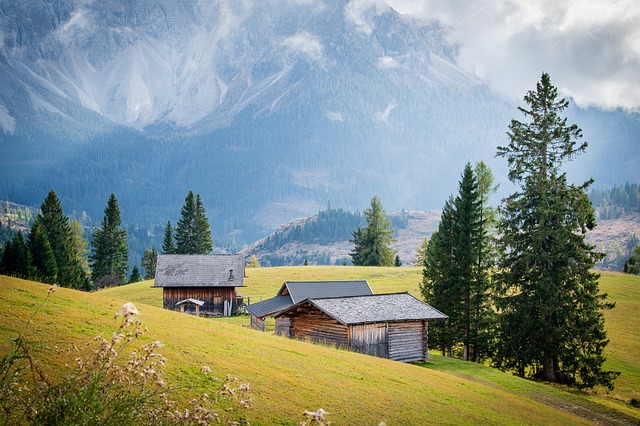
[154,254,245,316]
[273,292,448,362]
[245,280,373,331]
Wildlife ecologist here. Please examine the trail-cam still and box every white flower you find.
[120,302,140,317]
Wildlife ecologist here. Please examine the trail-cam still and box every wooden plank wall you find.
[163,287,236,316]
[275,317,290,337]
[350,323,389,358]
[282,305,348,348]
[388,320,427,362]
[251,315,266,331]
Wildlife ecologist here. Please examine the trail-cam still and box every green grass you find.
[2,269,639,425]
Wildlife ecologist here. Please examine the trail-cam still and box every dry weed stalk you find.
[0,286,252,425]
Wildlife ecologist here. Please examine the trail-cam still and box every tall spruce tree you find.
[90,193,129,288]
[28,217,58,283]
[421,198,458,356]
[350,196,396,266]
[495,72,618,389]
[162,221,176,254]
[421,164,493,361]
[175,190,213,254]
[39,190,87,289]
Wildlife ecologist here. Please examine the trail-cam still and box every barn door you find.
[350,324,389,358]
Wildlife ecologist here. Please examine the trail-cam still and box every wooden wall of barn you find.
[350,323,389,358]
[388,321,428,362]
[163,287,237,316]
[279,305,348,348]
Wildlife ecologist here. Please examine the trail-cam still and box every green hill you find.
[1,268,639,424]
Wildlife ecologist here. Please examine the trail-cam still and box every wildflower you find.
[202,366,211,375]
[120,302,140,318]
[47,284,57,295]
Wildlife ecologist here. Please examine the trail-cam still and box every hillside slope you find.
[2,270,638,424]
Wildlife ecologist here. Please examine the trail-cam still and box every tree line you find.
[0,189,214,290]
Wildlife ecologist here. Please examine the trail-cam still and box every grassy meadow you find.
[1,268,639,424]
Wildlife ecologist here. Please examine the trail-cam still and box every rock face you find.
[0,1,637,243]
[0,0,478,131]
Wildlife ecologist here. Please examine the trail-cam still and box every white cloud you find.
[325,110,344,122]
[344,0,388,35]
[374,100,396,123]
[383,0,640,110]
[282,32,326,66]
[55,8,92,45]
[378,56,404,70]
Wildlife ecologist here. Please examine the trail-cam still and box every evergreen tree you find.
[394,255,402,267]
[624,245,640,275]
[27,217,57,283]
[175,191,213,255]
[421,164,493,361]
[194,194,213,254]
[350,196,396,266]
[129,265,142,283]
[421,198,458,356]
[495,73,618,389]
[90,193,129,288]
[141,247,158,279]
[162,221,175,254]
[0,232,29,278]
[39,190,86,289]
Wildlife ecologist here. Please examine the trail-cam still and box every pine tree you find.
[129,265,142,283]
[495,72,618,389]
[90,193,129,288]
[623,245,640,275]
[162,221,175,254]
[350,196,396,266]
[39,190,87,289]
[421,198,458,356]
[0,232,29,278]
[195,194,213,254]
[175,191,213,255]
[421,164,493,361]
[141,247,158,279]
[28,217,58,283]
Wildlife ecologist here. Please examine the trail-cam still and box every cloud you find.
[282,32,326,66]
[383,0,640,110]
[325,110,344,122]
[378,56,404,70]
[55,8,93,45]
[374,100,396,123]
[344,0,388,35]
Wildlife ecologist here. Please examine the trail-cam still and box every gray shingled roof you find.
[245,295,292,318]
[279,280,373,304]
[275,293,448,325]
[154,254,245,287]
[245,281,373,319]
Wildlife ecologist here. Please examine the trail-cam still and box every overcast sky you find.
[383,0,640,111]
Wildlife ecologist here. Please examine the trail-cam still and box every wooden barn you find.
[273,292,448,362]
[245,280,373,331]
[154,254,245,316]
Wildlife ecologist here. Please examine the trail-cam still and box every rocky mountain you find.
[1,0,638,246]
